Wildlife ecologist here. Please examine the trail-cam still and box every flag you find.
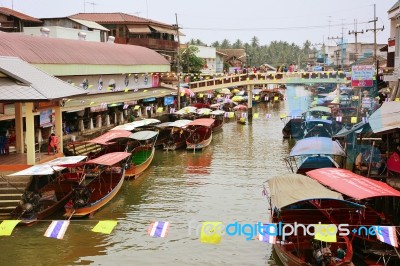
[44,221,70,240]
[200,222,222,244]
[314,224,337,242]
[258,223,277,244]
[362,117,368,123]
[123,104,129,109]
[156,107,163,113]
[253,113,259,119]
[241,113,247,118]
[321,116,328,120]
[266,113,271,119]
[274,96,279,102]
[148,221,170,238]
[92,220,118,234]
[170,108,175,114]
[228,112,235,118]
[0,220,20,236]
[376,226,398,247]
[265,96,269,101]
[207,94,212,99]
[336,116,342,122]
[351,117,357,124]
[134,105,140,110]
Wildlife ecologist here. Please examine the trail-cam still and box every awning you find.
[266,173,343,209]
[168,119,192,128]
[90,105,108,112]
[127,25,151,34]
[87,152,131,166]
[187,118,215,127]
[87,130,132,145]
[333,122,370,138]
[129,130,159,140]
[111,118,160,131]
[8,156,87,176]
[289,137,346,157]
[369,101,400,133]
[69,18,110,31]
[149,25,184,36]
[306,168,400,199]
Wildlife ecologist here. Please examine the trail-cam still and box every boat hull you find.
[186,134,212,150]
[125,146,155,178]
[64,170,125,218]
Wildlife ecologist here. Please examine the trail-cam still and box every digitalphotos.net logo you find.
[188,220,385,241]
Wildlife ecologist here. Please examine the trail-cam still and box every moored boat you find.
[162,119,191,151]
[210,110,225,132]
[9,156,87,225]
[124,130,159,178]
[185,118,214,150]
[64,152,131,218]
[265,173,354,266]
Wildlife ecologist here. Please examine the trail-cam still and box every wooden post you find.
[14,102,24,153]
[25,102,35,165]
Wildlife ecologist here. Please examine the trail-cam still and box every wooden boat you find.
[84,129,134,158]
[265,173,354,266]
[185,118,214,150]
[125,130,159,178]
[64,152,131,218]
[307,168,400,264]
[210,110,225,132]
[162,119,191,151]
[9,156,87,225]
[285,137,346,175]
[281,110,304,139]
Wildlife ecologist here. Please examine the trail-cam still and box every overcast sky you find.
[2,0,394,47]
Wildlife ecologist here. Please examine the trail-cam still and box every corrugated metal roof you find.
[69,18,109,31]
[0,32,170,66]
[0,7,42,23]
[0,56,86,101]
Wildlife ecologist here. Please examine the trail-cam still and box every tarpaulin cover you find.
[266,173,343,209]
[289,137,346,157]
[87,152,131,166]
[307,168,400,199]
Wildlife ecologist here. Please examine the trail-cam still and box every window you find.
[349,53,357,61]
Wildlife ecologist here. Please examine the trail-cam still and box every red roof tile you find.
[70,12,172,28]
[0,32,170,66]
[0,7,42,23]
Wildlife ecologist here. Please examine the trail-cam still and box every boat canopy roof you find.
[168,119,192,128]
[333,122,369,138]
[111,119,161,131]
[266,173,343,209]
[8,156,87,176]
[187,118,215,127]
[308,106,332,113]
[174,106,197,115]
[87,130,132,145]
[87,152,131,166]
[197,108,212,115]
[307,168,400,199]
[129,130,159,140]
[210,110,225,116]
[289,137,346,157]
[304,118,333,124]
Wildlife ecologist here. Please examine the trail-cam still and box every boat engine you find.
[71,186,92,208]
[19,191,42,213]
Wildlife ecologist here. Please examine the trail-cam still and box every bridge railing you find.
[189,71,349,90]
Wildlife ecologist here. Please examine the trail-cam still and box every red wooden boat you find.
[185,118,214,150]
[64,152,131,218]
[265,174,354,266]
[162,119,191,151]
[9,156,87,225]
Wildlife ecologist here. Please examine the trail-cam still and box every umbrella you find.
[220,88,231,94]
[232,88,240,94]
[174,106,197,115]
[233,104,247,111]
[179,87,194,96]
[232,95,244,102]
[197,108,212,115]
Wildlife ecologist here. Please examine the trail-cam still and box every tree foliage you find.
[180,46,204,73]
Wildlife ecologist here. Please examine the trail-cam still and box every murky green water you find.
[0,86,310,266]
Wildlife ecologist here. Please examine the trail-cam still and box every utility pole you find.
[366,4,384,66]
[348,19,364,63]
[328,36,343,70]
[174,13,182,110]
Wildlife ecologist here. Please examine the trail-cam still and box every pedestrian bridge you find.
[188,71,350,93]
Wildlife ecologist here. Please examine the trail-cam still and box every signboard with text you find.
[351,65,374,87]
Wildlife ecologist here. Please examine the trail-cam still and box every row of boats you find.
[9,105,233,225]
[268,99,400,265]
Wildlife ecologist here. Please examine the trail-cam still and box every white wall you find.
[24,26,101,42]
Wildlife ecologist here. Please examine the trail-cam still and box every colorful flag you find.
[170,108,175,114]
[336,116,342,122]
[200,222,222,244]
[148,221,170,238]
[253,113,259,119]
[92,220,118,234]
[314,224,337,242]
[376,226,398,247]
[0,220,20,236]
[265,96,269,101]
[134,105,140,110]
[266,113,272,119]
[351,117,357,124]
[156,107,164,113]
[44,221,70,240]
[362,117,368,123]
[228,112,235,118]
[258,223,277,244]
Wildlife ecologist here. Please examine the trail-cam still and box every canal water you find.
[0,86,311,266]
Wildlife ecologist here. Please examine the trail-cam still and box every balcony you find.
[114,37,178,52]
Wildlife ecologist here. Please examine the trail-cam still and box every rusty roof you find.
[70,12,172,28]
[0,32,170,66]
[0,7,42,23]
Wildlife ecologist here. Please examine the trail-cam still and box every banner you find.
[351,65,374,87]
[40,109,53,128]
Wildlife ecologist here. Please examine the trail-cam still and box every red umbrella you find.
[233,104,247,111]
[180,87,194,96]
